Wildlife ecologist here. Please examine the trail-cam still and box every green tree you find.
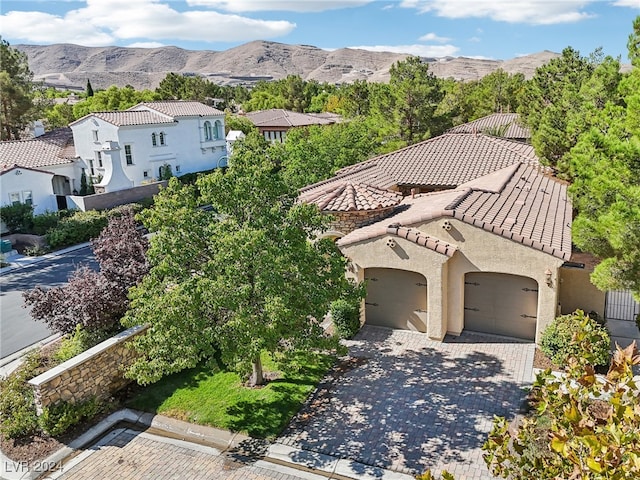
[72,85,159,118]
[45,102,76,128]
[388,56,448,145]
[86,79,94,97]
[123,132,357,385]
[225,113,257,135]
[279,119,378,189]
[0,38,38,140]
[567,16,640,298]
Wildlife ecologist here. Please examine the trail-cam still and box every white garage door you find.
[464,272,538,340]
[364,268,427,332]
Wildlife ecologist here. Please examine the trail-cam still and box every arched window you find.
[204,121,213,141]
[151,132,157,146]
[159,131,166,146]
[214,120,222,139]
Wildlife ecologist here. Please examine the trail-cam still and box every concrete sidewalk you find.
[1,409,413,480]
[0,241,92,275]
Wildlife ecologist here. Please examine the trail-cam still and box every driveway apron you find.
[278,325,535,479]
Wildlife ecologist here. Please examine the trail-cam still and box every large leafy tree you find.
[72,85,160,118]
[279,119,379,190]
[23,209,149,334]
[567,16,640,298]
[0,38,39,140]
[123,132,357,386]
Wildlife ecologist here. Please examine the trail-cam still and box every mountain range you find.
[15,41,564,91]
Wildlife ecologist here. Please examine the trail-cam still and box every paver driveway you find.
[278,325,535,479]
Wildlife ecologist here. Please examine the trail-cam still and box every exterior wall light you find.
[545,268,553,287]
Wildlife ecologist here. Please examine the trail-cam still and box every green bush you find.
[0,203,34,233]
[0,351,42,439]
[39,397,102,437]
[45,210,108,249]
[32,210,62,235]
[53,325,114,363]
[540,309,611,367]
[330,298,361,339]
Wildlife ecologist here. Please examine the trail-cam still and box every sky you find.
[1,1,639,62]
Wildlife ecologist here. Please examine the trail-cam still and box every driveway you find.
[278,325,534,479]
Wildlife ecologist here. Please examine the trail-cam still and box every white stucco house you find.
[70,101,228,193]
[0,128,80,214]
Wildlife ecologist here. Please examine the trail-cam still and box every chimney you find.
[411,187,419,198]
[32,121,45,138]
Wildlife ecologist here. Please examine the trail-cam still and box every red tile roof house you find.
[0,128,80,215]
[300,120,604,343]
[244,109,341,143]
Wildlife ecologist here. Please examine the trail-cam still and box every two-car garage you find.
[363,268,538,341]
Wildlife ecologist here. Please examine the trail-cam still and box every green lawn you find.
[127,351,334,439]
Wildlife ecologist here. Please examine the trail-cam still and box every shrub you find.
[32,210,62,235]
[0,351,42,439]
[53,324,114,363]
[39,397,102,437]
[45,209,108,249]
[540,309,611,367]
[0,203,34,233]
[330,298,361,339]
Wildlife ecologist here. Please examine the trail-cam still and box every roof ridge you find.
[482,135,539,163]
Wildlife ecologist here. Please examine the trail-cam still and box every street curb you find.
[0,242,91,274]
[1,408,414,480]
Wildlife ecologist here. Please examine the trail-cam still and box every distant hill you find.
[15,41,564,91]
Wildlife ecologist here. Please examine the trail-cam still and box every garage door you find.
[364,268,427,332]
[464,272,538,340]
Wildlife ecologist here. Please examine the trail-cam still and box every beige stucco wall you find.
[340,217,565,342]
[558,267,606,319]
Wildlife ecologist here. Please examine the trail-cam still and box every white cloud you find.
[186,0,373,12]
[349,43,460,57]
[0,0,296,46]
[612,0,640,7]
[468,36,481,43]
[418,32,451,43]
[400,0,597,25]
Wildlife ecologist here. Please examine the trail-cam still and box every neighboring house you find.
[225,130,245,155]
[244,109,340,143]
[447,112,531,142]
[70,101,227,193]
[0,128,79,214]
[300,115,604,343]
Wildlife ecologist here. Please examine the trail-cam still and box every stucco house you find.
[0,127,79,214]
[244,109,341,143]
[70,101,227,193]
[300,119,604,343]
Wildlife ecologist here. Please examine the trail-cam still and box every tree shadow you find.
[277,325,534,476]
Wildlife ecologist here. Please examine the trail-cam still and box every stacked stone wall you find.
[327,207,396,235]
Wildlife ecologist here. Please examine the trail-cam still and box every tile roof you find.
[245,109,338,128]
[301,182,403,212]
[447,113,531,139]
[387,225,457,257]
[338,163,572,260]
[80,111,177,127]
[0,165,55,176]
[0,128,77,170]
[132,101,224,117]
[300,133,541,197]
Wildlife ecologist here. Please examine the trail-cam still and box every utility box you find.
[0,239,13,253]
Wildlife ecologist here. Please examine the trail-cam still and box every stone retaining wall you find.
[28,325,148,414]
[327,207,396,236]
[67,182,167,212]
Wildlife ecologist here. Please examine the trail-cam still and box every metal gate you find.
[605,290,640,322]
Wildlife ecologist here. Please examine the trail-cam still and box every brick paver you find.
[278,326,535,480]
[52,428,323,480]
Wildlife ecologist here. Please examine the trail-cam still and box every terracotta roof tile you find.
[447,113,531,139]
[246,109,338,128]
[0,128,76,170]
[84,111,177,127]
[300,182,403,212]
[387,225,457,257]
[132,101,224,117]
[301,133,541,195]
[338,164,572,260]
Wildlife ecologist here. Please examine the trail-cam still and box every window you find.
[159,132,166,146]
[9,192,20,205]
[151,132,157,147]
[22,191,33,206]
[96,151,103,168]
[124,145,133,165]
[214,120,222,139]
[175,165,181,173]
[92,130,99,142]
[204,121,213,141]
[89,159,95,176]
[143,171,149,178]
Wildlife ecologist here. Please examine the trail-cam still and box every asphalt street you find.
[0,246,97,359]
